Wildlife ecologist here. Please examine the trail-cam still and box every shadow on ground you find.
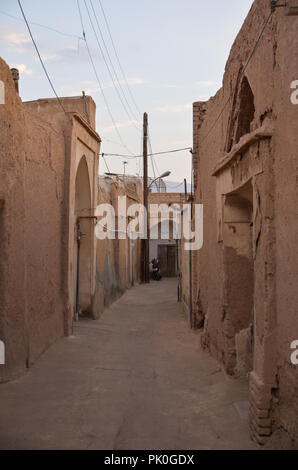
[0,279,256,450]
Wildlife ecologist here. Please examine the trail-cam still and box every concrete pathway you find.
[0,279,256,450]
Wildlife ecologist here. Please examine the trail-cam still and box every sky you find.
[0,0,254,186]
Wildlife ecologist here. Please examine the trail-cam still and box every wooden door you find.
[158,245,167,277]
[167,245,176,277]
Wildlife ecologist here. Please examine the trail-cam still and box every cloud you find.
[161,84,186,89]
[155,103,192,113]
[195,80,218,87]
[169,139,191,147]
[61,77,147,97]
[160,81,218,90]
[11,64,33,76]
[41,45,91,65]
[125,77,146,86]
[87,77,146,93]
[2,32,31,52]
[53,46,85,63]
[102,119,139,133]
[40,53,61,62]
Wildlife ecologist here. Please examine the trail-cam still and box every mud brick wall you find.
[191,0,298,447]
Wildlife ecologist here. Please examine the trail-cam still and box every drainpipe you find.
[74,216,97,322]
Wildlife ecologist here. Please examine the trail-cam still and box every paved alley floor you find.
[0,279,256,450]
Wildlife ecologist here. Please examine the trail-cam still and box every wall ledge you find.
[72,113,101,144]
[212,121,274,176]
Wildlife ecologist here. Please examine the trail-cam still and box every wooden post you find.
[143,112,150,283]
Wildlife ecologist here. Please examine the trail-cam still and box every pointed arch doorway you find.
[73,156,93,318]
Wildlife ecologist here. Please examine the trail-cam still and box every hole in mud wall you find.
[74,156,92,316]
[223,181,254,376]
[235,76,255,144]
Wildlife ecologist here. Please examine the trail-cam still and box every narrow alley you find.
[0,279,255,450]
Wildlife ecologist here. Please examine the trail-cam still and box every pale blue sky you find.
[0,0,254,183]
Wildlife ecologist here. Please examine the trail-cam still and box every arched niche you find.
[222,181,254,376]
[235,76,255,143]
[73,156,92,316]
[226,75,255,152]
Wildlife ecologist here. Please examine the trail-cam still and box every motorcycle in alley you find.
[151,258,162,281]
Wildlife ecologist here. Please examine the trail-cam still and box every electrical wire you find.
[101,136,140,159]
[152,155,161,185]
[0,9,84,40]
[89,0,141,125]
[17,0,70,120]
[77,0,135,156]
[101,146,193,159]
[148,130,156,180]
[96,218,127,235]
[148,127,160,178]
[98,0,142,118]
[101,136,128,147]
[102,153,111,173]
[152,154,160,178]
[17,2,269,177]
[136,132,143,176]
[83,0,141,133]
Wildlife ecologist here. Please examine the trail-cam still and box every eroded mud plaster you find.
[190,0,298,447]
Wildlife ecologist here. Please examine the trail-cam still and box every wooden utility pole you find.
[143,112,150,283]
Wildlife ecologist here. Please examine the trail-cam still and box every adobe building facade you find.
[95,174,143,313]
[0,55,146,383]
[190,0,298,446]
[148,192,183,278]
[0,56,102,382]
[24,96,101,328]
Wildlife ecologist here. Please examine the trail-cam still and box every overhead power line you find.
[77,0,135,156]
[101,136,147,158]
[89,0,141,124]
[147,127,166,191]
[101,153,111,173]
[147,128,157,179]
[101,146,193,159]
[0,9,84,40]
[83,0,141,133]
[17,0,70,119]
[98,0,142,118]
